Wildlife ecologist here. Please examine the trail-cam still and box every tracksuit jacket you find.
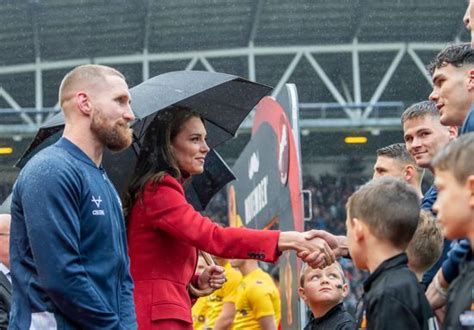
[422,110,474,290]
[9,138,136,329]
[444,251,474,330]
[356,253,437,330]
[304,303,356,330]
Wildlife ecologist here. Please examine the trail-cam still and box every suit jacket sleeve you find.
[143,176,281,263]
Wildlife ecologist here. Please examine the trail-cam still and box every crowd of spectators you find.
[303,174,368,235]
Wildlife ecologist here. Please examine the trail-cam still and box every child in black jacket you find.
[346,177,437,329]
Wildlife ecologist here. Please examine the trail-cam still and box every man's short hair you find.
[432,132,474,184]
[376,143,421,171]
[406,210,443,275]
[427,43,474,76]
[401,100,439,125]
[346,177,420,249]
[299,261,347,288]
[58,64,125,107]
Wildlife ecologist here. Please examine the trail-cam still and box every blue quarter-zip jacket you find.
[9,138,136,329]
[436,109,474,285]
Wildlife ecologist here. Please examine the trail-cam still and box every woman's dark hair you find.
[123,105,202,218]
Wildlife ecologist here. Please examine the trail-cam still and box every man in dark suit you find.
[0,213,11,330]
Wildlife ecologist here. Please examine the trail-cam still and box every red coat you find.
[127,175,281,329]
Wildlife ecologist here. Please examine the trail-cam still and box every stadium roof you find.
[0,0,471,185]
[0,0,469,135]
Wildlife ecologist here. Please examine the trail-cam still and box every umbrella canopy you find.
[16,70,272,210]
[130,70,272,148]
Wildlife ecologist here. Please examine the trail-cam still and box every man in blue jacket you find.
[425,42,474,319]
[9,64,137,329]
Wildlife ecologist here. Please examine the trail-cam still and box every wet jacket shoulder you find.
[304,303,356,330]
[460,106,474,134]
[357,253,436,330]
[444,251,474,330]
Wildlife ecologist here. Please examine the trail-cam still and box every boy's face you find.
[433,169,473,240]
[298,263,348,306]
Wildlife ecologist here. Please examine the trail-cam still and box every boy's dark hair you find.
[346,177,420,249]
[401,101,439,125]
[427,43,474,76]
[432,132,474,184]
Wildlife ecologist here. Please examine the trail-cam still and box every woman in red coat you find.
[124,106,334,329]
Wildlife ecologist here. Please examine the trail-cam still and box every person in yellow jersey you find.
[205,257,242,330]
[230,259,281,330]
[192,255,210,330]
[192,297,210,330]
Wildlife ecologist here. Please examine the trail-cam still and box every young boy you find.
[298,261,356,329]
[431,133,474,329]
[406,210,444,282]
[346,177,436,329]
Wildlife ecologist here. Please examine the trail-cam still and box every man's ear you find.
[404,165,414,182]
[468,175,474,208]
[297,287,307,302]
[76,91,92,116]
[352,218,365,242]
[467,69,474,92]
[447,126,458,140]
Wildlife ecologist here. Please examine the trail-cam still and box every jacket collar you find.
[56,137,100,169]
[363,253,408,292]
[314,303,345,324]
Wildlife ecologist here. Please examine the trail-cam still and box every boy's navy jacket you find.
[430,108,474,291]
[9,138,136,329]
[444,251,474,330]
[356,253,437,330]
[304,303,356,330]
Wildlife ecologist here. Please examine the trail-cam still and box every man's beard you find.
[90,109,133,152]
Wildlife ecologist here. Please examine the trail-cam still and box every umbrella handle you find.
[188,251,218,297]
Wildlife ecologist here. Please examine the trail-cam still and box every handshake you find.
[197,229,349,293]
[278,230,349,269]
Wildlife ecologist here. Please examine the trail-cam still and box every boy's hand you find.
[301,230,349,259]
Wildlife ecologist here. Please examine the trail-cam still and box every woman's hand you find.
[197,265,226,291]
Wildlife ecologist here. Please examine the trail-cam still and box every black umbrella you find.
[130,70,272,148]
[16,71,272,210]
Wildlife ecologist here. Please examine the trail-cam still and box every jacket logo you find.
[91,195,102,208]
[91,195,105,216]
